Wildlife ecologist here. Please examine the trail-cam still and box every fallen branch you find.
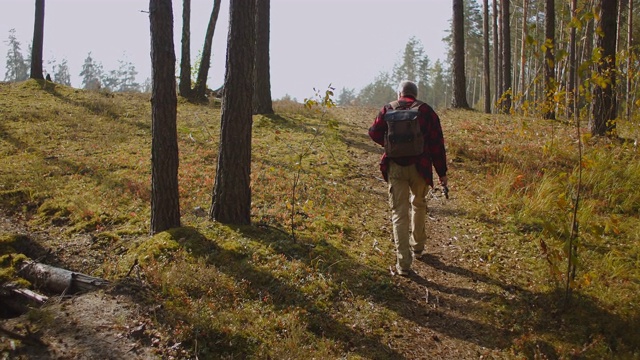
[0,283,49,314]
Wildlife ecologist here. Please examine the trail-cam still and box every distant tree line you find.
[336,36,451,110]
[444,0,634,136]
[3,28,150,92]
[342,0,638,137]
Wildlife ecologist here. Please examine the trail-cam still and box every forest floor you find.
[0,113,516,359]
[1,184,512,360]
[1,81,638,359]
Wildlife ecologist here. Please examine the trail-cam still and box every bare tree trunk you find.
[581,2,595,115]
[483,0,492,113]
[30,0,45,80]
[591,0,618,136]
[211,0,256,224]
[150,0,181,234]
[543,0,556,119]
[452,0,470,109]
[193,0,222,101]
[178,0,192,98]
[494,0,501,105]
[519,0,528,110]
[627,0,633,120]
[501,0,512,113]
[568,0,577,118]
[253,0,273,114]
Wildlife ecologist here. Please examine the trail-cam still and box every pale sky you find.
[0,0,452,101]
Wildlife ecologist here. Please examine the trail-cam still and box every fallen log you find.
[17,260,109,295]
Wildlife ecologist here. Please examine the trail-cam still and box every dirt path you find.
[0,214,185,359]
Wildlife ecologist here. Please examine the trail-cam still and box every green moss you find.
[0,189,32,212]
[0,233,31,255]
[0,253,30,286]
[37,199,72,219]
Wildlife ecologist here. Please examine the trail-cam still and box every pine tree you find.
[4,29,29,82]
[210,0,256,224]
[357,72,395,106]
[117,59,139,92]
[337,87,356,106]
[53,58,71,86]
[149,0,181,233]
[80,52,103,90]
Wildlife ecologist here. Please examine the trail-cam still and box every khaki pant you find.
[388,161,428,272]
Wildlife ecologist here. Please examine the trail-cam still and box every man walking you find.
[368,80,448,276]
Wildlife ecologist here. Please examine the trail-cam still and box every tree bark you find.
[452,0,470,109]
[501,0,512,113]
[210,0,256,225]
[543,0,556,120]
[30,0,45,80]
[591,0,618,136]
[178,0,192,98]
[626,0,633,120]
[150,0,181,234]
[193,0,222,101]
[483,0,491,113]
[493,0,500,106]
[519,0,528,109]
[253,0,274,114]
[567,0,577,118]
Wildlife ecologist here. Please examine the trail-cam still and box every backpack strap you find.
[389,100,400,110]
[389,99,423,110]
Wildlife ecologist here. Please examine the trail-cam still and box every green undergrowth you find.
[1,80,639,358]
[442,110,640,357]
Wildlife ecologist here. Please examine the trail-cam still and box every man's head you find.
[397,80,418,98]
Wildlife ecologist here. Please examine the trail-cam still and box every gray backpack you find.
[383,100,424,158]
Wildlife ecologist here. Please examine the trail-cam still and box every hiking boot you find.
[413,249,427,259]
[395,264,412,277]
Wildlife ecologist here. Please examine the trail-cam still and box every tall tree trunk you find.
[30,0,45,80]
[591,0,618,136]
[452,0,470,109]
[568,0,577,118]
[580,2,595,114]
[178,0,192,98]
[483,0,492,113]
[210,0,256,224]
[543,0,556,119]
[519,0,528,110]
[501,0,512,113]
[193,0,222,101]
[253,0,273,114]
[493,0,501,105]
[149,0,181,234]
[627,0,633,120]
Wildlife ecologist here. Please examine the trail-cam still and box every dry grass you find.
[1,79,639,359]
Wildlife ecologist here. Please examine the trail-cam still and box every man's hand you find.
[439,176,449,199]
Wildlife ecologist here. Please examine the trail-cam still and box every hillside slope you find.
[1,80,639,359]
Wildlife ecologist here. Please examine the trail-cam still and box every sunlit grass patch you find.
[3,81,640,358]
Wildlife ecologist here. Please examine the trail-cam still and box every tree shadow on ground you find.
[226,225,513,353]
[418,253,640,358]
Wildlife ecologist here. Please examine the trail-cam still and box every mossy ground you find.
[0,80,639,359]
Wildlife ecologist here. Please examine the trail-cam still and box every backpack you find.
[383,100,424,158]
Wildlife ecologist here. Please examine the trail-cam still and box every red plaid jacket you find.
[368,96,447,186]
